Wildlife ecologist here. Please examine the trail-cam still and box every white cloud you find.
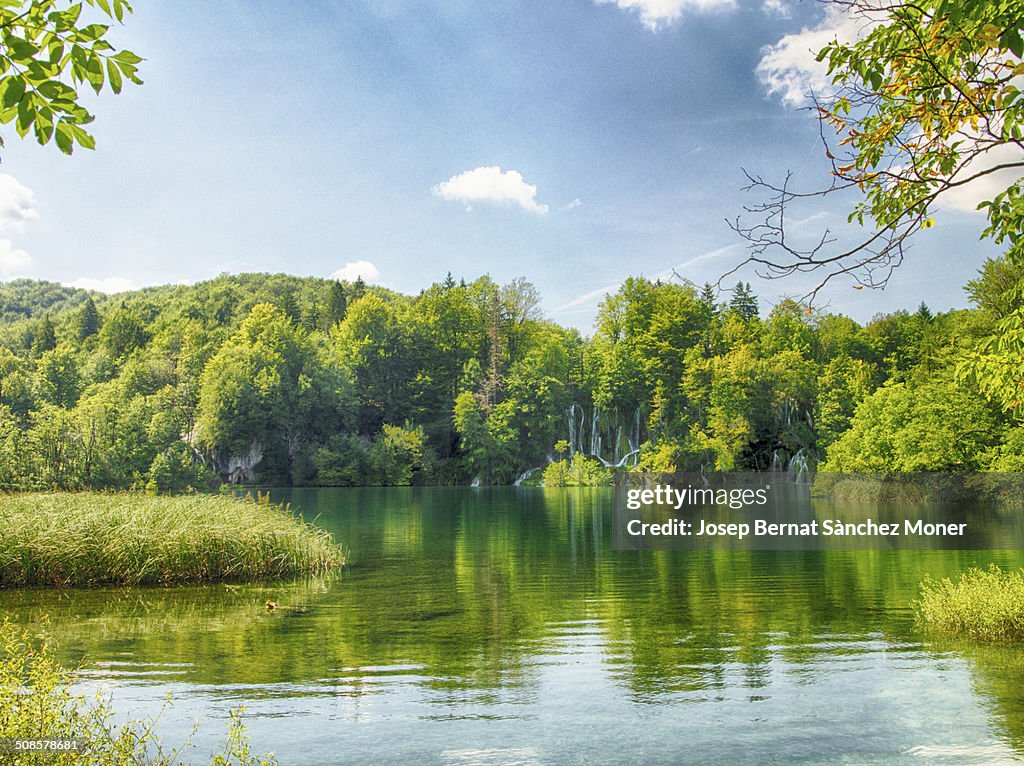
[0,174,38,230]
[562,198,583,211]
[433,166,549,214]
[935,142,1024,215]
[67,277,138,294]
[761,0,790,18]
[0,239,31,276]
[757,4,877,107]
[598,0,735,31]
[331,260,381,283]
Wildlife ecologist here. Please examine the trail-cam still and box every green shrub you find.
[0,619,277,765]
[542,455,612,487]
[915,565,1024,642]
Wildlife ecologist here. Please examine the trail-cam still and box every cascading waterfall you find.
[560,403,645,468]
[787,449,810,484]
[513,466,544,486]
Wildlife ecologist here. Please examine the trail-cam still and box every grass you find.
[915,564,1024,642]
[0,618,277,765]
[0,492,344,587]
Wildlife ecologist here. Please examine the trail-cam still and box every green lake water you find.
[4,487,1024,764]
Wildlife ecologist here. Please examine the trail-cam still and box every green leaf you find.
[7,38,39,63]
[1001,26,1024,58]
[0,76,24,109]
[68,122,94,150]
[84,52,104,92]
[15,94,34,138]
[33,107,54,145]
[54,121,73,154]
[106,57,121,94]
[112,49,142,65]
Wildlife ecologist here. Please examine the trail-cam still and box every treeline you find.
[0,259,1019,491]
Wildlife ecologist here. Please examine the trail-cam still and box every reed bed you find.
[0,493,344,587]
[915,565,1024,642]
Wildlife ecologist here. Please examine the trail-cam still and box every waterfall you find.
[562,403,644,467]
[470,476,482,488]
[613,448,640,468]
[513,466,543,486]
[770,450,784,473]
[567,403,579,457]
[787,449,810,484]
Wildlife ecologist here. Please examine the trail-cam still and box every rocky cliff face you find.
[212,442,264,484]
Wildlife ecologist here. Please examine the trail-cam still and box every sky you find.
[0,0,1008,331]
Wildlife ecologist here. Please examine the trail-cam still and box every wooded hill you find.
[0,260,1019,491]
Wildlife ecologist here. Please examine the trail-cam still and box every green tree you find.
[324,280,347,329]
[73,295,100,341]
[36,345,80,408]
[820,379,1000,472]
[31,315,56,355]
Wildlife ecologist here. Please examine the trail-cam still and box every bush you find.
[915,565,1024,642]
[542,455,612,487]
[0,619,277,765]
[314,434,368,486]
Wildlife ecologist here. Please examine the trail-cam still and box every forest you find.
[0,256,1020,492]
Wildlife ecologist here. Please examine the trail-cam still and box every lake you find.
[4,486,1024,765]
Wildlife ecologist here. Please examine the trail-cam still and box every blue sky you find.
[0,0,1005,330]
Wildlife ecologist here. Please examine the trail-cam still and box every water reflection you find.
[1,487,1023,764]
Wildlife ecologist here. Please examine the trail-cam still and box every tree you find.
[31,314,56,355]
[731,0,1024,298]
[728,282,759,321]
[324,280,347,329]
[0,0,142,156]
[74,295,100,341]
[820,379,1000,471]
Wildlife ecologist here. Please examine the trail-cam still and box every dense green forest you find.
[0,258,1019,491]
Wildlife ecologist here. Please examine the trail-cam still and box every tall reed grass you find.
[0,493,344,587]
[915,564,1024,642]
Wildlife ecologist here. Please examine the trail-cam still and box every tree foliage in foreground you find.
[0,0,142,155]
[732,0,1024,296]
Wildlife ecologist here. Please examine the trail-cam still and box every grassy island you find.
[915,565,1024,642]
[0,493,343,587]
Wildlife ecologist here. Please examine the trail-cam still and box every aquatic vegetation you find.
[915,565,1024,642]
[0,619,277,765]
[0,493,344,587]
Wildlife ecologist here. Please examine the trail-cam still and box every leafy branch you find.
[729,0,1024,301]
[0,0,142,155]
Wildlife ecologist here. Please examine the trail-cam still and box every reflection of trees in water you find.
[2,488,1023,714]
[940,643,1024,755]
